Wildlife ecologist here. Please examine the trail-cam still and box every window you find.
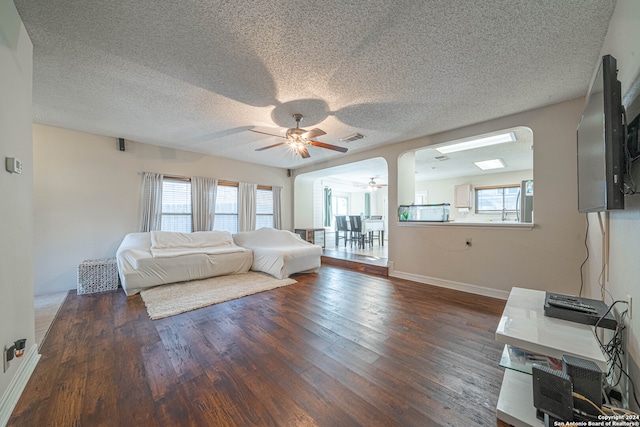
[159,178,269,234]
[161,178,192,232]
[256,188,274,229]
[415,191,428,205]
[214,183,238,233]
[475,185,520,213]
[331,196,348,228]
[332,196,348,216]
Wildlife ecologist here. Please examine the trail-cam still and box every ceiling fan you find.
[367,178,387,191]
[250,114,348,158]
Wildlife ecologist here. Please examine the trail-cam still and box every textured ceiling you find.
[15,0,616,170]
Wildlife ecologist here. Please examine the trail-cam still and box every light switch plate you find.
[5,157,22,174]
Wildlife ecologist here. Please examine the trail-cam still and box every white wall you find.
[0,0,35,405]
[296,97,587,298]
[583,0,640,407]
[293,174,314,228]
[33,124,293,295]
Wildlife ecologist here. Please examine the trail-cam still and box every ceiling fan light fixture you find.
[435,132,516,154]
[287,139,304,148]
[253,113,347,158]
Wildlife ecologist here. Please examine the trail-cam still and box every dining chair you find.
[335,215,349,247]
[348,215,369,248]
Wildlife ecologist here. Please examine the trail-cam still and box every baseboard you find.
[0,343,40,427]
[390,270,510,300]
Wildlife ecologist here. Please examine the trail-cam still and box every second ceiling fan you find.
[251,114,348,158]
[367,178,387,190]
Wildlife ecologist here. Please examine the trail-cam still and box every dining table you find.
[362,219,384,246]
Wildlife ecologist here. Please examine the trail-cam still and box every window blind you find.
[214,184,239,233]
[161,178,193,232]
[256,188,274,229]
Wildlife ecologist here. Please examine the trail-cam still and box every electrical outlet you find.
[465,238,472,247]
[628,295,633,320]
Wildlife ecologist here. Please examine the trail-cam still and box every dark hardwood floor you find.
[10,266,506,426]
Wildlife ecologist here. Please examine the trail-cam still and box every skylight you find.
[435,132,516,154]
[474,158,506,170]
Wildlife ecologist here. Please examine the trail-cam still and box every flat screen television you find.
[577,54,625,213]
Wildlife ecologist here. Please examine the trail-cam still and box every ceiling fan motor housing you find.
[286,128,306,140]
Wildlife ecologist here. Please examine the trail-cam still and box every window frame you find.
[213,180,240,234]
[331,195,349,228]
[158,176,273,234]
[160,177,193,233]
[256,186,274,229]
[474,184,521,214]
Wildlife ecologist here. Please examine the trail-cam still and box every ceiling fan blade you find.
[301,128,326,139]
[308,141,348,153]
[299,146,311,158]
[249,129,284,138]
[255,141,286,151]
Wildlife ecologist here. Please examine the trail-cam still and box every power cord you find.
[573,391,640,418]
[594,301,640,409]
[579,213,590,298]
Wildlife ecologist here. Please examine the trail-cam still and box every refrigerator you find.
[520,180,534,223]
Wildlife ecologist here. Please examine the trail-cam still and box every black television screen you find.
[577,54,624,213]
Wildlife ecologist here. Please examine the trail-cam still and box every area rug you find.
[140,272,297,320]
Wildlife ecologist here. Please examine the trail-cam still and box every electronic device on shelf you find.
[544,292,616,330]
[562,355,603,417]
[532,355,606,426]
[532,364,574,425]
[546,294,597,314]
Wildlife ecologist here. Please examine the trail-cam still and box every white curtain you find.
[191,176,218,232]
[238,182,257,232]
[272,185,283,230]
[138,172,164,232]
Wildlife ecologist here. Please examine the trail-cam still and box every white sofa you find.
[116,231,253,295]
[233,228,322,279]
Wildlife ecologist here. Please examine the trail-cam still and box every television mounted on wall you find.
[577,54,624,213]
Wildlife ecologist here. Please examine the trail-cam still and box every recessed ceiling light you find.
[474,158,506,170]
[435,132,516,154]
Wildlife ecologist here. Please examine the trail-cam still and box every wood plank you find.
[8,266,506,427]
[321,256,389,276]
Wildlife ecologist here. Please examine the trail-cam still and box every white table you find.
[362,219,384,246]
[495,287,607,427]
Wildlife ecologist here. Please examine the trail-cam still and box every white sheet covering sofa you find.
[232,227,322,279]
[116,231,253,295]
